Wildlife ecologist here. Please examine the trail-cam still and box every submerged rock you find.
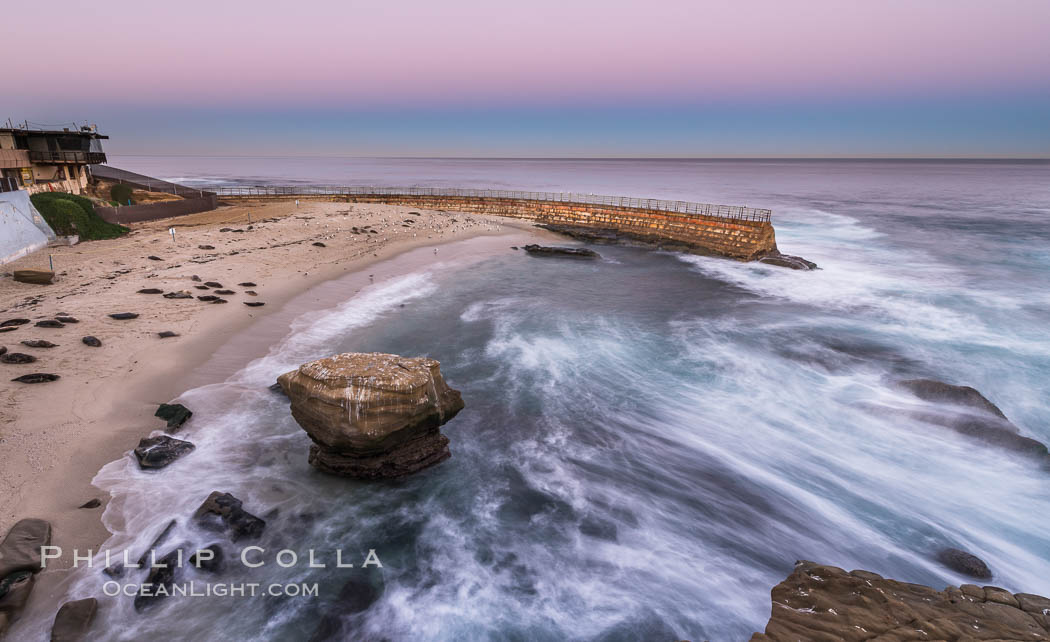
[81,336,102,347]
[133,435,195,469]
[937,547,992,579]
[155,403,192,430]
[193,492,265,541]
[278,352,464,479]
[757,251,818,270]
[50,597,98,641]
[133,549,182,612]
[752,560,1050,640]
[189,544,224,574]
[523,244,600,259]
[896,378,1050,464]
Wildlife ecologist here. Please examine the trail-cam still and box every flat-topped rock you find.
[50,597,97,641]
[751,560,1050,640]
[523,244,600,259]
[278,352,464,478]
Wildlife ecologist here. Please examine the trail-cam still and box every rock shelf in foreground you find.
[752,560,1050,640]
[278,352,464,479]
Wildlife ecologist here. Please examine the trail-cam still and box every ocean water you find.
[18,159,1050,640]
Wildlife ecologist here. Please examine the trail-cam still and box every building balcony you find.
[0,149,30,169]
[28,150,107,164]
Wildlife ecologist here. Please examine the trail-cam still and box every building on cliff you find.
[0,123,108,195]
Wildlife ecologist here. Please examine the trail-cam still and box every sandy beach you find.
[0,199,534,564]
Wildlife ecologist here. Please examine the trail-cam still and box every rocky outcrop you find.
[752,560,1050,640]
[278,352,464,479]
[523,244,600,259]
[50,597,98,641]
[896,378,1050,465]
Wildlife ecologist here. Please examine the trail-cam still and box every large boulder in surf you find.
[0,518,52,578]
[751,560,1050,640]
[277,352,464,479]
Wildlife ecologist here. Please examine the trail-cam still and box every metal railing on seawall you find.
[213,186,773,223]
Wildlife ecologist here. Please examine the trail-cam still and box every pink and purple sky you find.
[6,0,1049,157]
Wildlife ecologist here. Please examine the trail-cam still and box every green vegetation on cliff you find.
[30,192,129,240]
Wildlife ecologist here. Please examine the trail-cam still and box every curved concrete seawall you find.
[217,188,778,260]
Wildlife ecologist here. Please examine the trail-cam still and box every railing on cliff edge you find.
[213,186,772,223]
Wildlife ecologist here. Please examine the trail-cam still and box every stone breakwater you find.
[278,352,464,479]
[222,193,780,261]
[752,561,1050,640]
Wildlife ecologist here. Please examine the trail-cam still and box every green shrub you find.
[31,192,129,240]
[110,183,133,204]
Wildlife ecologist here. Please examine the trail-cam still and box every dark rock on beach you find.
[35,319,64,328]
[50,597,98,642]
[193,491,266,541]
[0,518,52,578]
[523,244,600,259]
[155,403,192,430]
[751,560,1050,640]
[147,255,163,261]
[244,301,265,307]
[12,373,59,383]
[81,336,102,347]
[238,282,256,287]
[157,331,179,338]
[312,241,326,247]
[78,498,101,509]
[21,340,58,348]
[137,288,164,294]
[133,435,195,469]
[937,547,993,579]
[108,313,138,320]
[198,245,215,250]
[1,352,36,364]
[278,352,463,479]
[13,269,54,284]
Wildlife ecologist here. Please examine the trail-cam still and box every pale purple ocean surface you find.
[16,158,1050,640]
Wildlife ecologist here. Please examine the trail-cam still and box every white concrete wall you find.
[0,191,56,265]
